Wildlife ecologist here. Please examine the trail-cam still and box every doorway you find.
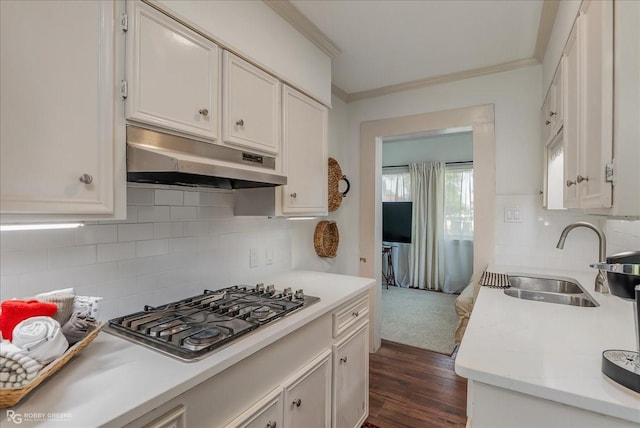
[359,104,496,351]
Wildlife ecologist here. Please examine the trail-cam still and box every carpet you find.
[381,286,458,355]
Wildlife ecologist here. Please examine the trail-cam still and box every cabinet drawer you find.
[332,295,368,338]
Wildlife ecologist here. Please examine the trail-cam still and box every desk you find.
[382,245,396,289]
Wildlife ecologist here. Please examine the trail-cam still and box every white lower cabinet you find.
[332,323,369,428]
[143,406,186,428]
[123,292,370,428]
[225,388,283,428]
[283,350,332,428]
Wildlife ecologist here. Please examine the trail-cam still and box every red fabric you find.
[0,299,58,341]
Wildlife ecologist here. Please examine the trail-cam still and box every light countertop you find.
[4,271,375,427]
[455,265,640,424]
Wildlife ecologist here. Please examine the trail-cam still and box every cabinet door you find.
[225,388,282,428]
[0,0,117,215]
[562,24,580,209]
[280,86,328,215]
[127,1,220,140]
[283,349,331,428]
[578,0,613,208]
[223,52,281,155]
[332,323,369,428]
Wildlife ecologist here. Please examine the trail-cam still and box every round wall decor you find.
[313,220,339,258]
[328,157,350,212]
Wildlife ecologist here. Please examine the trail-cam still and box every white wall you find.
[382,132,473,166]
[0,186,292,321]
[334,64,639,275]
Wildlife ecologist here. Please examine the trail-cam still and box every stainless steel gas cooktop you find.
[107,284,320,361]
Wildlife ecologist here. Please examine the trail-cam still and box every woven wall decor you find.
[328,157,350,212]
[313,221,339,258]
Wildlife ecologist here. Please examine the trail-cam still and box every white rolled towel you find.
[0,341,43,389]
[12,316,69,364]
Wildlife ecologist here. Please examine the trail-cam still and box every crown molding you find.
[534,0,561,62]
[343,57,539,103]
[263,0,341,59]
[331,84,349,103]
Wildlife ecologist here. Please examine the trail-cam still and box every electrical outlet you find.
[265,248,273,265]
[250,248,259,268]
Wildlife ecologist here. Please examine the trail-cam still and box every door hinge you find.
[121,13,128,32]
[605,163,615,183]
[120,80,128,99]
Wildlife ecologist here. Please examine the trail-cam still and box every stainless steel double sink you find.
[504,274,599,307]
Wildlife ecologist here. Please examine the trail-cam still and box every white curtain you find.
[409,162,445,290]
[443,165,474,293]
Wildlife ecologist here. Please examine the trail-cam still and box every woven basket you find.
[313,221,339,258]
[328,158,350,212]
[0,322,103,409]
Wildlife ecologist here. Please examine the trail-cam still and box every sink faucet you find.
[556,221,609,294]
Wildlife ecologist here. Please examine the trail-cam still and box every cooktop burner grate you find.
[107,284,319,361]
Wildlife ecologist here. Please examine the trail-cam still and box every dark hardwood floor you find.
[365,340,467,428]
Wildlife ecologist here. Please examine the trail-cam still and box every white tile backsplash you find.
[0,186,292,319]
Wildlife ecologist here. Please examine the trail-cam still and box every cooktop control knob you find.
[256,283,265,292]
[283,287,292,296]
[294,289,305,300]
[266,284,275,294]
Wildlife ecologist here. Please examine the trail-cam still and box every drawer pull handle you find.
[290,192,297,198]
[549,111,556,117]
[292,398,302,407]
[576,175,589,183]
[236,119,245,126]
[266,422,277,428]
[79,173,93,184]
[340,356,348,363]
[198,108,209,116]
[352,311,359,317]
[566,179,576,187]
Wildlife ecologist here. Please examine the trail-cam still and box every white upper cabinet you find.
[542,62,563,145]
[279,85,328,216]
[562,24,581,209]
[575,0,613,209]
[0,0,124,220]
[222,52,281,155]
[545,0,618,213]
[126,0,220,141]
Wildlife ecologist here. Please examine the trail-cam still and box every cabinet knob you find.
[576,175,589,183]
[545,120,552,125]
[549,111,557,117]
[235,119,245,126]
[352,311,359,317]
[198,108,209,116]
[79,173,93,184]
[340,356,348,364]
[266,422,277,428]
[566,179,576,187]
[292,398,302,407]
[290,192,297,198]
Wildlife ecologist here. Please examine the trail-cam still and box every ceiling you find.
[288,0,546,97]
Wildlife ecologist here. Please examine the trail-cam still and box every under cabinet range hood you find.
[126,126,287,189]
